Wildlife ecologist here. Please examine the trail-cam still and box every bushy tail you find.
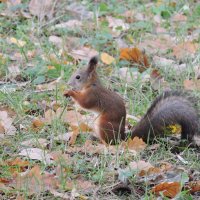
[131,91,199,142]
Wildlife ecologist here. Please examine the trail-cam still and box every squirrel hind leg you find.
[98,117,125,144]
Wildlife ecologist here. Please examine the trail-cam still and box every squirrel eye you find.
[76,75,80,79]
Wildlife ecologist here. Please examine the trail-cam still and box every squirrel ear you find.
[87,56,98,73]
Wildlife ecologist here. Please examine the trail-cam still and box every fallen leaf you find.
[44,109,56,124]
[36,77,62,91]
[139,167,161,177]
[129,160,153,172]
[138,36,174,55]
[122,137,147,152]
[184,79,200,91]
[69,47,98,61]
[32,118,44,130]
[66,2,93,20]
[8,37,26,47]
[186,180,200,194]
[29,0,54,20]
[54,132,73,142]
[153,56,187,74]
[49,36,63,48]
[173,41,198,59]
[50,151,70,162]
[106,16,130,36]
[152,182,181,198]
[0,122,5,133]
[194,65,200,79]
[101,52,115,65]
[159,162,173,172]
[0,111,16,135]
[21,138,48,148]
[16,195,25,200]
[54,20,82,29]
[19,148,53,164]
[2,157,30,174]
[8,65,20,78]
[172,13,187,22]
[13,165,58,195]
[56,108,83,126]
[49,189,70,199]
[120,47,149,72]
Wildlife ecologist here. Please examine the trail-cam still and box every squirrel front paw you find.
[63,90,73,98]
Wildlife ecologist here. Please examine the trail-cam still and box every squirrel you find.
[64,56,199,144]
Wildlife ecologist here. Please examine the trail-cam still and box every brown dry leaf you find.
[150,69,170,91]
[153,55,187,74]
[36,77,62,91]
[0,122,5,134]
[69,47,98,61]
[184,79,200,91]
[32,118,44,130]
[194,65,200,79]
[139,167,161,177]
[172,13,187,22]
[122,137,147,152]
[54,20,82,30]
[54,132,73,142]
[29,0,54,20]
[173,41,198,59]
[129,160,153,172]
[106,16,130,36]
[69,122,92,145]
[3,157,30,175]
[0,111,16,135]
[186,180,200,193]
[13,165,58,195]
[66,2,93,20]
[8,65,20,78]
[66,140,106,155]
[67,177,95,191]
[21,138,48,148]
[123,10,135,23]
[56,108,83,126]
[152,182,181,198]
[138,36,174,55]
[159,162,173,172]
[50,151,70,162]
[0,182,11,191]
[19,148,53,164]
[44,109,56,124]
[16,195,25,200]
[48,36,63,48]
[49,189,70,199]
[101,53,115,65]
[120,47,149,72]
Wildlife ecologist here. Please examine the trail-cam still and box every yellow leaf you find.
[9,37,26,47]
[101,52,115,65]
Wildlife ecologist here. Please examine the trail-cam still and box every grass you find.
[0,0,200,199]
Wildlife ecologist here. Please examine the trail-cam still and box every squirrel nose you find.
[67,79,74,89]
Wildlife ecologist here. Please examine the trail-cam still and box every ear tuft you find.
[87,56,98,73]
[89,56,98,66]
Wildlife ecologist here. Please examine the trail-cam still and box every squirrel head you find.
[68,56,99,90]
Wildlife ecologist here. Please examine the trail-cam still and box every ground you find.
[0,0,200,199]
